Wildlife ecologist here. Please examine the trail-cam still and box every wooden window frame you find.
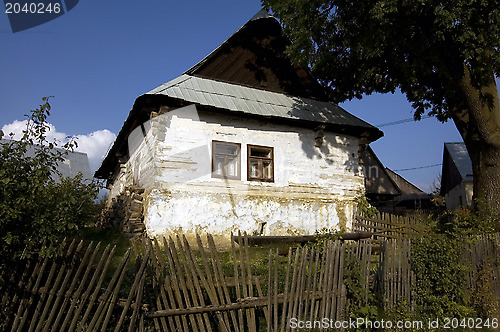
[211,140,241,180]
[247,144,274,182]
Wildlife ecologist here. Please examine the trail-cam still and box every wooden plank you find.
[41,241,89,332]
[273,248,279,332]
[207,234,240,332]
[197,234,233,332]
[230,234,245,332]
[149,239,174,332]
[85,248,131,331]
[50,242,103,331]
[279,248,292,332]
[267,249,273,332]
[242,233,257,332]
[302,247,314,321]
[334,242,346,320]
[176,236,212,332]
[322,242,335,326]
[98,248,134,332]
[66,244,116,331]
[3,260,33,329]
[294,246,308,322]
[154,239,185,332]
[285,247,300,332]
[113,250,150,332]
[169,236,206,332]
[129,268,146,332]
[237,231,253,331]
[163,236,198,332]
[232,232,373,246]
[10,254,48,332]
[27,240,76,332]
[145,292,327,318]
[308,249,320,322]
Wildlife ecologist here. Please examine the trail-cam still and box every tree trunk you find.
[453,68,500,215]
[473,145,500,215]
[466,140,500,214]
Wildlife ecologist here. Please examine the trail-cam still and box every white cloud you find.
[74,130,116,171]
[1,120,116,174]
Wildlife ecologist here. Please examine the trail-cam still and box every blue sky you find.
[0,0,483,192]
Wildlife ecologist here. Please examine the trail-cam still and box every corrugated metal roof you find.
[147,74,378,130]
[445,142,473,181]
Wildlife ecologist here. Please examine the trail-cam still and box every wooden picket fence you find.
[376,240,415,311]
[141,233,373,331]
[1,232,499,331]
[0,234,373,331]
[0,240,146,331]
[464,234,500,315]
[353,212,422,242]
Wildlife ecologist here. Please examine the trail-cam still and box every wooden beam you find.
[231,232,373,246]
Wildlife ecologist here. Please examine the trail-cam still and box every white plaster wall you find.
[110,105,365,238]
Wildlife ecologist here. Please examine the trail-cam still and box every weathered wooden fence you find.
[353,212,422,241]
[141,233,373,331]
[377,240,415,311]
[1,231,499,331]
[464,234,500,315]
[0,240,146,331]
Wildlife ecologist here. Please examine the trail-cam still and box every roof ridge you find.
[146,74,191,94]
[184,10,276,76]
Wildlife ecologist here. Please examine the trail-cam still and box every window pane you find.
[227,157,238,177]
[214,156,225,175]
[250,160,260,178]
[250,147,271,158]
[216,144,238,155]
[212,141,240,179]
[263,160,272,179]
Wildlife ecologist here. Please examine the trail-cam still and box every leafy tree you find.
[262,0,500,214]
[0,98,101,264]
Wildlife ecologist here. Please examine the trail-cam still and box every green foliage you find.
[264,0,500,215]
[0,98,101,264]
[411,233,474,319]
[343,246,378,327]
[355,194,379,218]
[312,227,344,249]
[262,0,499,118]
[440,204,500,237]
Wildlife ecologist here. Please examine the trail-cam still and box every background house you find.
[363,146,432,213]
[440,142,473,209]
[95,11,383,239]
[0,138,92,182]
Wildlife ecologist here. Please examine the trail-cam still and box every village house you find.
[440,142,473,209]
[0,138,92,182]
[95,11,383,239]
[363,146,432,213]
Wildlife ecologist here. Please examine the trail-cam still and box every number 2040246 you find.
[5,2,61,14]
[442,317,498,329]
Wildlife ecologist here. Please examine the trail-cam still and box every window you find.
[247,144,274,182]
[212,141,241,180]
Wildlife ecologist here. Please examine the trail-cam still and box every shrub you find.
[0,98,101,264]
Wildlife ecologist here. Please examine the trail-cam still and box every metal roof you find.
[147,74,379,131]
[445,142,473,181]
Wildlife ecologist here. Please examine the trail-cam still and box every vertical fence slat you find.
[176,236,212,332]
[154,239,185,332]
[197,234,233,332]
[68,244,116,332]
